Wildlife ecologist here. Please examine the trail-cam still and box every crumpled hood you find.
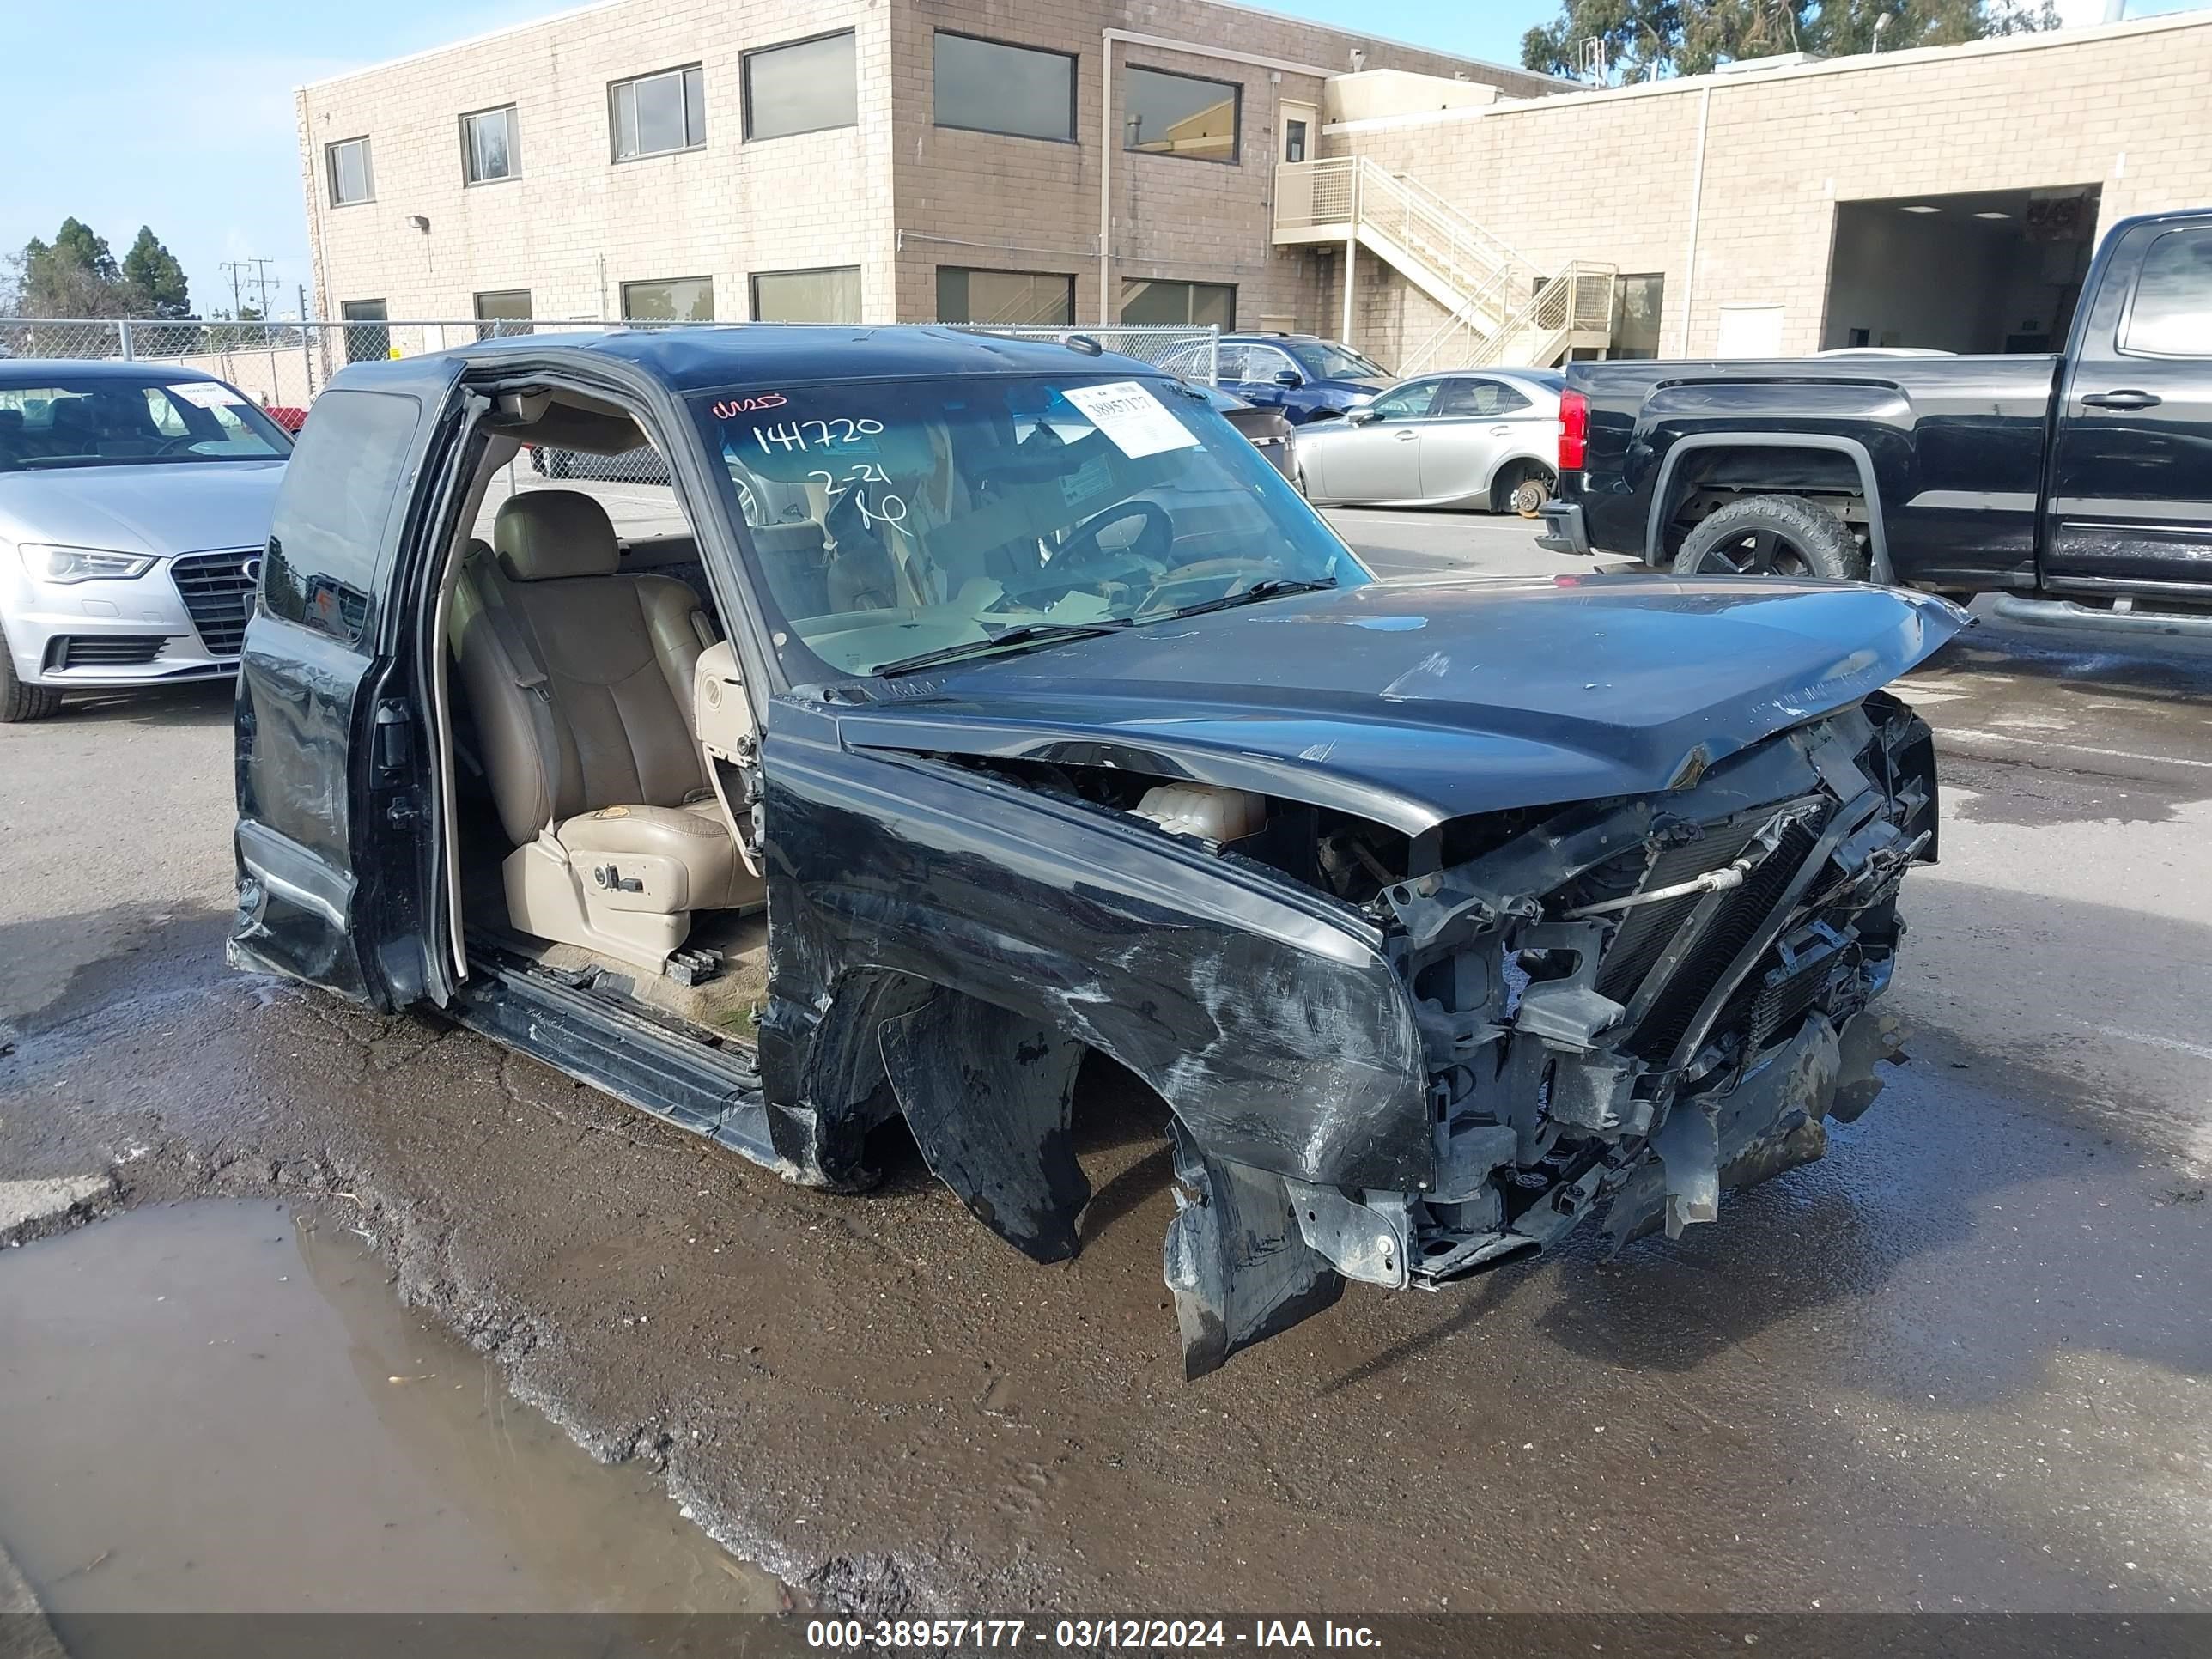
[0,460,285,557]
[833,574,1968,834]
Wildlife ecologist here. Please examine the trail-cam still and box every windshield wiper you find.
[1145,575,1338,623]
[873,619,1133,678]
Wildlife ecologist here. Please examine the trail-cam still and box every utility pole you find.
[248,258,277,319]
[218,258,278,319]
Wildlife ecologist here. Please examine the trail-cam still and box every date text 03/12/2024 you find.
[805,1619,1383,1650]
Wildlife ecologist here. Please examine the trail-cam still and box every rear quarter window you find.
[263,389,420,643]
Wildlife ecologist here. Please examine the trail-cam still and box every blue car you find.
[1172,333,1392,426]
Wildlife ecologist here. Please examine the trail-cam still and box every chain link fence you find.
[952,324,1218,384]
[2,317,1218,496]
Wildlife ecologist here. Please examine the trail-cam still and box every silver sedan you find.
[1293,368,1564,514]
[1,361,290,720]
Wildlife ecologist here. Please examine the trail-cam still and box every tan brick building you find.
[297,4,2212,370]
[1299,9,2212,371]
[293,0,1555,337]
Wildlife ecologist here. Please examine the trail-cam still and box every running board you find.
[1993,593,2212,640]
[449,948,778,1169]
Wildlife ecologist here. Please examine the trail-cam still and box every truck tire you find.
[1673,495,1869,583]
[1,626,64,723]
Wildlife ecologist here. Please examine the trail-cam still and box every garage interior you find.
[1820,185,2103,355]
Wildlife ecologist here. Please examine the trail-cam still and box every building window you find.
[339,299,387,362]
[744,32,857,142]
[1120,277,1235,328]
[1284,118,1308,163]
[622,277,714,322]
[461,105,520,184]
[2122,228,2212,357]
[751,267,861,324]
[1121,65,1239,164]
[937,268,1075,326]
[473,289,532,339]
[1610,273,1664,359]
[326,137,374,206]
[611,65,705,161]
[933,33,1075,143]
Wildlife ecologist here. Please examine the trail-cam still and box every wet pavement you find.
[0,1200,787,1617]
[1,515,2208,1617]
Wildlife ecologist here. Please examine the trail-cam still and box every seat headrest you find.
[495,489,622,582]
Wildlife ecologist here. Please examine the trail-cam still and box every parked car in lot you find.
[1,361,292,721]
[231,326,1959,1376]
[1167,332,1392,424]
[1293,368,1563,514]
[1198,382,1296,477]
[1542,207,2212,636]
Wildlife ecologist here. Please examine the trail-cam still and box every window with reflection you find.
[744,33,857,141]
[1121,65,1238,163]
[933,33,1075,142]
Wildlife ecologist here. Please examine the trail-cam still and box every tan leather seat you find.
[453,489,757,969]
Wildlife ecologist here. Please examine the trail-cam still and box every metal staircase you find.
[1273,155,1614,371]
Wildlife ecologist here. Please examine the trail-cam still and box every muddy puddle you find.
[0,1200,792,1620]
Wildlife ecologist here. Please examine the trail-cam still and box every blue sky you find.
[5,0,2194,320]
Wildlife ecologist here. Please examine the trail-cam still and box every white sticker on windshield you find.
[1060,454,1113,509]
[169,380,246,409]
[1062,380,1200,460]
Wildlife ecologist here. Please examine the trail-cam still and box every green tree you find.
[1523,0,2055,82]
[10,216,134,319]
[120,227,191,319]
[49,216,120,283]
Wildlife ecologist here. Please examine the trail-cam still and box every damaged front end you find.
[1158,691,1937,1376]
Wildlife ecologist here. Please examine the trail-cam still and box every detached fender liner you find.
[879,988,1091,1262]
[1163,1120,1343,1381]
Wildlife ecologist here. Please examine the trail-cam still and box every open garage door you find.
[1822,186,2101,356]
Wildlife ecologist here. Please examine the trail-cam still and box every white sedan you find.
[1293,368,1564,514]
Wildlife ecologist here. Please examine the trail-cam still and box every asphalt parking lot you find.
[2,507,2208,1619]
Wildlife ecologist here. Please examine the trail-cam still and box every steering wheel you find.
[1053,499,1174,576]
[984,500,1175,615]
[152,436,202,456]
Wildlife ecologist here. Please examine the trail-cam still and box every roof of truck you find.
[456,325,1167,392]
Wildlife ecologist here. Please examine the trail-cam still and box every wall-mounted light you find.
[406,214,430,233]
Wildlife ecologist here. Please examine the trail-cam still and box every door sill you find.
[451,938,779,1170]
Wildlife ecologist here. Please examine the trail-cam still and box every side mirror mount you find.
[1344,405,1377,426]
[1273,369,1304,388]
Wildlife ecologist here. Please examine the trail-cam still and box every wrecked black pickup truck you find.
[229,328,1964,1376]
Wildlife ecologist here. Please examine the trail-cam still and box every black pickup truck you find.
[1539,208,2212,637]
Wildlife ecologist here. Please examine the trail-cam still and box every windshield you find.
[0,376,291,472]
[1289,342,1389,380]
[696,373,1368,682]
